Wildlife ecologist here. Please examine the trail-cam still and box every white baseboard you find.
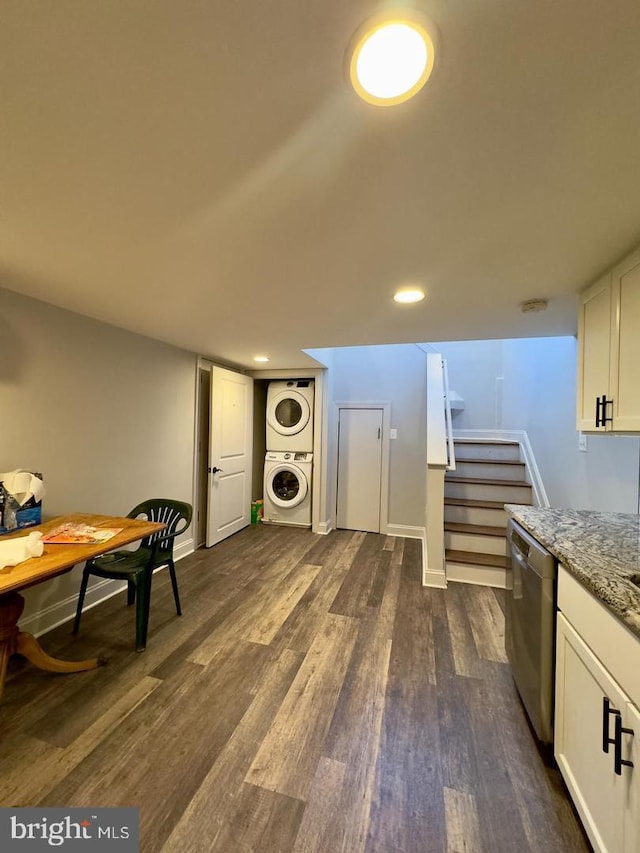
[174,538,195,561]
[421,527,448,589]
[386,523,424,539]
[23,538,195,639]
[424,569,448,589]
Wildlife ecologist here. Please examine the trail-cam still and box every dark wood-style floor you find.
[0,525,590,852]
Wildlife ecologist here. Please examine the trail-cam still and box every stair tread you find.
[445,549,510,569]
[454,457,524,466]
[445,497,510,509]
[444,521,506,537]
[445,475,531,487]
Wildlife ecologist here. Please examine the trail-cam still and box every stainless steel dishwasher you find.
[505,517,558,744]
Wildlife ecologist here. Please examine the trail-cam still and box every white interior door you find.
[206,366,253,547]
[337,407,383,532]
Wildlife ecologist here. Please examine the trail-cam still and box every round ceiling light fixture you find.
[253,355,270,363]
[393,286,425,304]
[348,10,436,106]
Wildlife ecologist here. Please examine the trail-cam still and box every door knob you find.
[209,466,223,474]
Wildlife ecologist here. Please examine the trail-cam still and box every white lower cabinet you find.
[625,701,640,853]
[555,613,638,852]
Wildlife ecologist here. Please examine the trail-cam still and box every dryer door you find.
[266,464,308,508]
[267,390,311,437]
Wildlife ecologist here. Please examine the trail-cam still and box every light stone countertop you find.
[505,505,640,639]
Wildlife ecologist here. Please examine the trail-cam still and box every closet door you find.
[336,408,383,533]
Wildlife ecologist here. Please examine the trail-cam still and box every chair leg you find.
[167,560,182,616]
[135,571,153,652]
[73,569,90,635]
[127,580,136,606]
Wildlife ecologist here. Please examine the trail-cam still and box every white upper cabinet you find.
[577,272,612,431]
[610,250,640,431]
[577,245,640,432]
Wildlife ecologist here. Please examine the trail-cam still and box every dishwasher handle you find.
[509,541,545,580]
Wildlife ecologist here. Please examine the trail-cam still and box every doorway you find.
[335,403,390,533]
[194,362,254,549]
[195,366,211,547]
[207,366,254,546]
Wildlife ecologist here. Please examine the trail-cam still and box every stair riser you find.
[452,461,526,481]
[453,442,521,462]
[445,481,532,503]
[446,562,511,590]
[444,532,508,556]
[444,505,508,527]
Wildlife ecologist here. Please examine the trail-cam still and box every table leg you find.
[0,592,105,701]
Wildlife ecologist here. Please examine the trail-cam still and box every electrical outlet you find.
[390,428,397,439]
[578,432,588,452]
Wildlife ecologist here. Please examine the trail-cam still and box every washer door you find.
[267,390,311,437]
[266,464,308,508]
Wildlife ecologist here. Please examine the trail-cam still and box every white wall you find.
[1,287,197,631]
[305,346,338,531]
[310,344,427,529]
[433,336,640,513]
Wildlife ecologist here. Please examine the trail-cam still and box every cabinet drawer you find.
[557,566,640,706]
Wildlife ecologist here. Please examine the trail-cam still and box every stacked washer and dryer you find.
[262,380,314,527]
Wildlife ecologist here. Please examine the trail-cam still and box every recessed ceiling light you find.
[393,287,425,304]
[348,11,435,106]
[253,355,270,363]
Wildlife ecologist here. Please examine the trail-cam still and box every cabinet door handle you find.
[595,395,614,428]
[602,696,620,753]
[614,713,635,776]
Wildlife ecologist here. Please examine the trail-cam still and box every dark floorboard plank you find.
[291,756,347,853]
[366,548,391,608]
[366,539,447,853]
[322,611,391,852]
[443,786,485,853]
[210,782,305,853]
[329,532,386,618]
[443,582,486,679]
[436,669,481,796]
[465,585,508,663]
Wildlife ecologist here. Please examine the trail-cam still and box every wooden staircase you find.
[444,439,532,587]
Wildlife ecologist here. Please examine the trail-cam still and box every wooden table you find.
[0,513,165,700]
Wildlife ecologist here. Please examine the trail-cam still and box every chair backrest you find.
[127,499,193,563]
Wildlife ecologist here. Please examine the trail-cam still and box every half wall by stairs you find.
[444,438,533,588]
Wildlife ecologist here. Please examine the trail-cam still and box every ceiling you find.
[2,1,640,370]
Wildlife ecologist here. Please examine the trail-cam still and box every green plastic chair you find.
[73,499,193,651]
